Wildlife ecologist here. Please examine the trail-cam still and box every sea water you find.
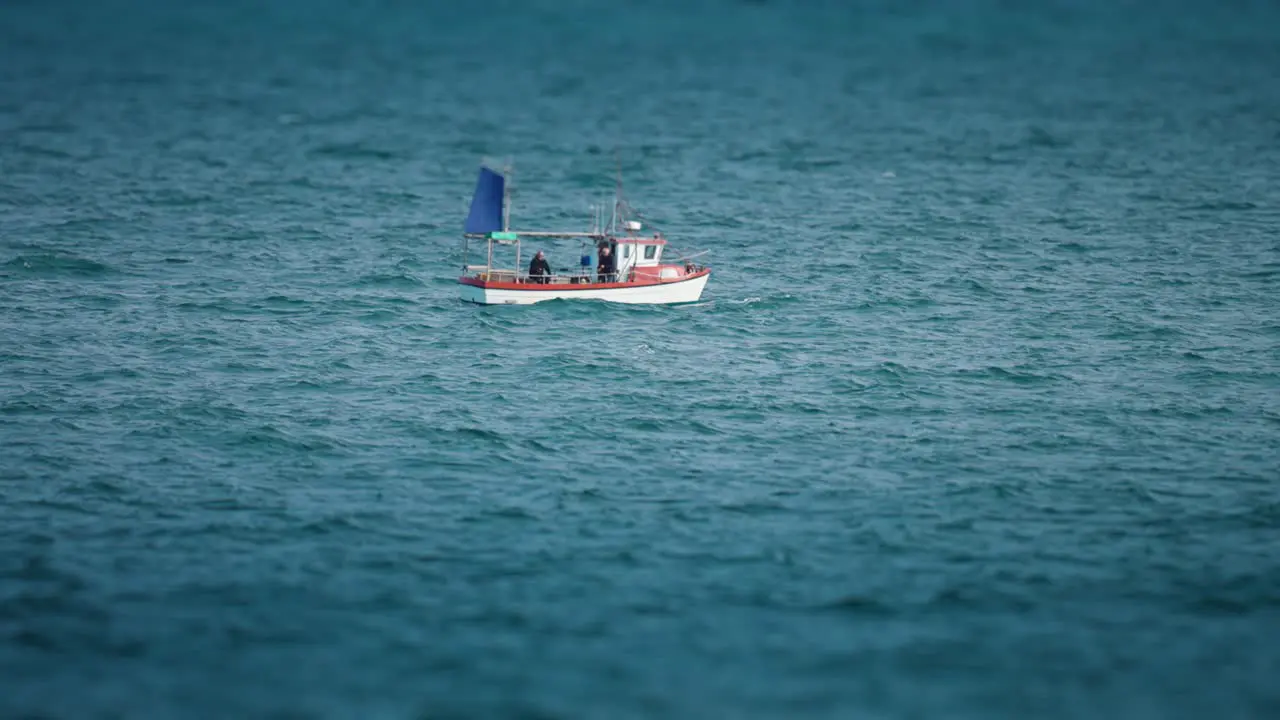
[2,0,1279,717]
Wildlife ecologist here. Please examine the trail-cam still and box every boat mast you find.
[502,160,512,232]
[613,152,623,234]
[504,160,520,274]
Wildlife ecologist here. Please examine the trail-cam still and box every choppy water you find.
[3,0,1280,717]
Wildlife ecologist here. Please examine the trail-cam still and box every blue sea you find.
[3,0,1279,717]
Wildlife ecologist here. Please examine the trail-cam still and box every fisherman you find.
[597,244,616,283]
[527,250,551,284]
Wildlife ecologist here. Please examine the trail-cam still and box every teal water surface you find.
[2,0,1279,718]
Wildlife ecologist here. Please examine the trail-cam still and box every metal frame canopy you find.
[461,162,622,279]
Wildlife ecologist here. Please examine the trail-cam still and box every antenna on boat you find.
[609,149,625,235]
[501,157,512,232]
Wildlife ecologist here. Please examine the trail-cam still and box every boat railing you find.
[515,269,603,285]
[466,263,706,285]
[465,266,616,284]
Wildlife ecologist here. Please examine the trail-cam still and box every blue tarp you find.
[464,166,504,234]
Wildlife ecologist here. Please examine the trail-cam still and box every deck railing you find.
[468,268,614,285]
[466,264,705,285]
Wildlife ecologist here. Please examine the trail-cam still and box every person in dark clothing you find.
[528,250,551,284]
[597,244,616,283]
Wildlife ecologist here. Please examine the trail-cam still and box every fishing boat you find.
[457,162,710,305]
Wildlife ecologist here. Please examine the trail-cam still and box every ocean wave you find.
[257,295,317,315]
[308,142,400,161]
[354,272,423,289]
[953,366,1068,384]
[224,425,352,454]
[1186,201,1259,212]
[2,252,116,278]
[714,293,799,311]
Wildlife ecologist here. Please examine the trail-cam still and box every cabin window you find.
[623,245,631,258]
[644,245,657,260]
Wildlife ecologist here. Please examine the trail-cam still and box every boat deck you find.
[460,266,709,291]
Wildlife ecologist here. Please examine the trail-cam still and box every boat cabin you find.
[611,228,681,282]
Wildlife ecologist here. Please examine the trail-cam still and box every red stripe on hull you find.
[458,268,710,292]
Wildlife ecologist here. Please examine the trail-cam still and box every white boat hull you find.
[459,272,709,305]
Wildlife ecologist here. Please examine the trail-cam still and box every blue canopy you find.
[464,166,505,234]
